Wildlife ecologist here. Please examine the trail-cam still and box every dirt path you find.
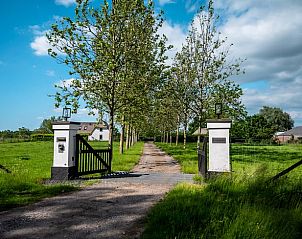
[0,142,193,239]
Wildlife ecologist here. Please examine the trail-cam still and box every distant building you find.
[275,126,302,143]
[192,128,208,136]
[78,122,109,141]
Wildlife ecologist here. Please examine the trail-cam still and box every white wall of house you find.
[88,128,110,141]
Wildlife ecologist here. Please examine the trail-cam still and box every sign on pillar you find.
[51,121,80,180]
[206,119,232,174]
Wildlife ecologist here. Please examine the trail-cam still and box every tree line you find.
[46,0,247,154]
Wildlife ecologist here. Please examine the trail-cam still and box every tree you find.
[37,116,60,133]
[231,114,278,140]
[173,0,246,141]
[47,0,169,154]
[259,106,294,132]
[18,127,31,139]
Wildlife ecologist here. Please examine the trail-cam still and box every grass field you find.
[142,142,302,238]
[0,141,144,211]
[155,142,302,178]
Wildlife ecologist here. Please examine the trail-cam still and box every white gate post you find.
[51,121,80,180]
[207,119,232,175]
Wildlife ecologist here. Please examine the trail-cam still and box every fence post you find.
[109,147,112,173]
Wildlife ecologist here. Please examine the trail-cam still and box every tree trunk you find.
[119,119,125,154]
[131,128,135,146]
[109,108,114,165]
[176,115,179,146]
[126,124,130,150]
[170,132,172,145]
[129,126,133,147]
[184,123,187,149]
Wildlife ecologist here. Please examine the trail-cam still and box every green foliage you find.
[259,106,294,132]
[142,174,302,239]
[232,115,276,140]
[36,116,60,134]
[148,142,302,238]
[47,0,169,150]
[30,134,54,141]
[231,106,294,140]
[172,0,246,129]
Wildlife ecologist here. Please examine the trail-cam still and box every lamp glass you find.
[215,103,222,116]
[62,107,71,120]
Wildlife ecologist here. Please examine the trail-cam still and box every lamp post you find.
[62,107,71,121]
[215,103,222,119]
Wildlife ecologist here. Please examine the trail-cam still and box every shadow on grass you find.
[142,171,302,239]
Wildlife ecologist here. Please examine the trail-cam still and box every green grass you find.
[0,141,144,211]
[155,143,199,174]
[155,142,302,177]
[143,142,302,238]
[0,141,77,211]
[87,141,144,171]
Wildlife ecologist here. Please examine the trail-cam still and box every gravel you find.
[0,143,193,239]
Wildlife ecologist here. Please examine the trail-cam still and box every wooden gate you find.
[75,134,112,176]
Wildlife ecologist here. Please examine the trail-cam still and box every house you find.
[192,128,208,136]
[275,126,302,143]
[78,122,109,141]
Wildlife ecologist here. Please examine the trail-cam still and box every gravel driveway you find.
[0,143,193,239]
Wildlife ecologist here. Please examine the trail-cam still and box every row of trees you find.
[47,0,246,152]
[0,117,60,141]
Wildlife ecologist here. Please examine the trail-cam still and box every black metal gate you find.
[75,134,112,176]
[198,137,208,178]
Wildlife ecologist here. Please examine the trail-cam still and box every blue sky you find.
[0,0,302,130]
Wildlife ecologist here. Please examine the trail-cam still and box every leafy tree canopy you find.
[259,106,294,132]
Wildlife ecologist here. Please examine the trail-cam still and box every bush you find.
[30,134,54,141]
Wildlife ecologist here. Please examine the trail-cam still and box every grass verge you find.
[142,171,302,239]
[145,142,302,238]
[0,141,144,211]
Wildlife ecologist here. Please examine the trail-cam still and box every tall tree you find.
[174,0,246,137]
[259,106,294,132]
[47,0,169,153]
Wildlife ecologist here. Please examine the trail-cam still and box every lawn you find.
[155,142,302,178]
[142,142,302,238]
[0,140,144,211]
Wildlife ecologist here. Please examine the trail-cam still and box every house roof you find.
[192,128,208,136]
[78,122,108,134]
[279,126,302,136]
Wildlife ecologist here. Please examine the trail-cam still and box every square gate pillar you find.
[51,121,80,180]
[207,119,232,174]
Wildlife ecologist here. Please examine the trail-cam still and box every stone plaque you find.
[212,137,226,144]
[56,137,66,142]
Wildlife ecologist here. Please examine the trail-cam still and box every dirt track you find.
[0,143,193,239]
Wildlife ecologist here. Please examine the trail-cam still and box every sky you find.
[0,0,302,131]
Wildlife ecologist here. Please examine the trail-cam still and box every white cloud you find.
[46,70,55,77]
[158,0,175,6]
[56,78,77,88]
[30,35,52,56]
[212,0,302,125]
[158,21,187,65]
[185,0,199,13]
[30,24,64,57]
[55,0,76,7]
